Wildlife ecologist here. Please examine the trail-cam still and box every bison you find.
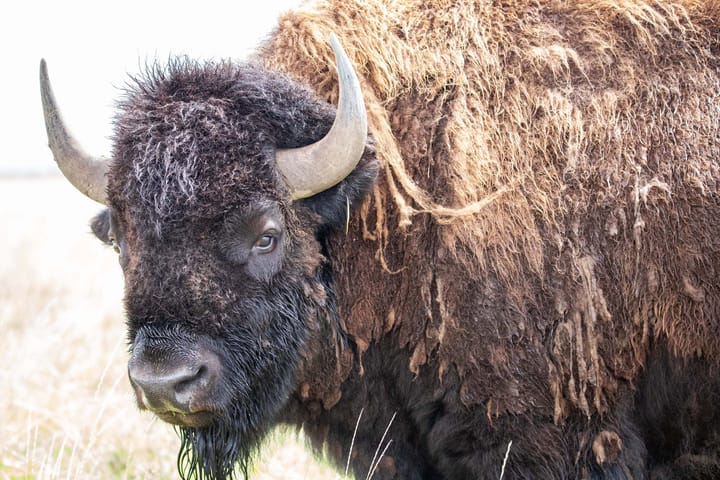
[40,0,720,479]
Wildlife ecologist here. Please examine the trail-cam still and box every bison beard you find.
[177,420,256,480]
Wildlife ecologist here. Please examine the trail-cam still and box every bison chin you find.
[176,413,264,480]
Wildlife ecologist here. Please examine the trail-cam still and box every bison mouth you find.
[154,409,216,428]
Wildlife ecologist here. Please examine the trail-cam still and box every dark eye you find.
[253,233,276,253]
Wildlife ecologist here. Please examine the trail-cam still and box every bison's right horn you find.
[275,33,368,200]
[40,60,109,205]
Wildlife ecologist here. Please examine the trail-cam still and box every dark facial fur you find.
[91,58,377,479]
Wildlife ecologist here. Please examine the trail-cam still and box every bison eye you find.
[253,233,277,253]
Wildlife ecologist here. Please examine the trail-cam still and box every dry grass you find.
[0,176,340,479]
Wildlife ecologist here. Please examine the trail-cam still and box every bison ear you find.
[300,154,378,229]
[90,209,111,244]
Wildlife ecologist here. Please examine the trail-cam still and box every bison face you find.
[93,201,302,428]
[90,197,327,477]
[42,36,377,478]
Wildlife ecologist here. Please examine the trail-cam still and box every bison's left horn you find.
[276,33,368,200]
[40,60,109,205]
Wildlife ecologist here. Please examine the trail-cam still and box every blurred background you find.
[0,0,343,478]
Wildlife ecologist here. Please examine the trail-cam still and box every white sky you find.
[1,0,302,174]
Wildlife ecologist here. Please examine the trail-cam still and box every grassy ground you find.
[0,176,341,479]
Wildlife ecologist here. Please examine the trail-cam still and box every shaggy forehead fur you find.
[260,0,720,419]
[109,59,336,233]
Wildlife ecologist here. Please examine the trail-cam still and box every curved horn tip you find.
[329,32,341,51]
[276,33,368,200]
[39,59,109,205]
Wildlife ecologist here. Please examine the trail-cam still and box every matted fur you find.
[260,0,720,421]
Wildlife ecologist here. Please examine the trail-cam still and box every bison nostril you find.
[174,365,208,395]
[128,352,220,414]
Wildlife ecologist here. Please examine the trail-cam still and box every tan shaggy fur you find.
[258,0,720,421]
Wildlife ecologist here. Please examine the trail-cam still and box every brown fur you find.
[259,0,720,421]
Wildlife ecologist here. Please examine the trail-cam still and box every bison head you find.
[40,35,377,478]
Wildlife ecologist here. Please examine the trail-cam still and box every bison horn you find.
[40,60,109,205]
[276,33,368,200]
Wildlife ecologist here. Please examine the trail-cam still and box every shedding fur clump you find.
[593,430,623,465]
[260,0,720,418]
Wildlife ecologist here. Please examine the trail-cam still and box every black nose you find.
[128,348,221,415]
